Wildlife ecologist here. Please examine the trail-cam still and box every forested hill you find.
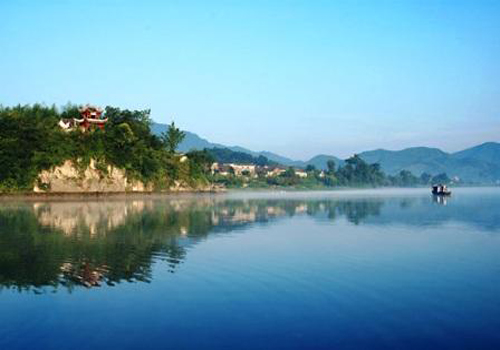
[0,105,214,192]
[205,148,278,166]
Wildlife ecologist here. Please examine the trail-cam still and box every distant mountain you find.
[358,147,450,175]
[151,122,500,183]
[358,143,500,183]
[151,123,268,160]
[258,151,303,167]
[452,142,500,164]
[306,155,345,170]
[151,123,226,151]
[257,153,344,170]
[449,142,500,183]
[152,122,312,167]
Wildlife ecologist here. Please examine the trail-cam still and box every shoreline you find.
[0,188,226,201]
[2,185,498,202]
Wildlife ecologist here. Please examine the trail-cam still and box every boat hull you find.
[432,190,451,196]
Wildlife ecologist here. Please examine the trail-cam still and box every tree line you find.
[317,155,450,187]
[215,153,451,189]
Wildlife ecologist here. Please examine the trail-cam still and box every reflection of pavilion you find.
[61,262,107,288]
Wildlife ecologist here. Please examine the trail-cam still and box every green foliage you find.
[326,160,336,174]
[420,172,432,185]
[335,155,385,186]
[266,167,300,187]
[225,154,445,189]
[186,149,215,176]
[431,172,451,184]
[0,104,211,192]
[161,122,186,154]
[388,170,420,187]
[211,173,244,188]
[206,147,276,166]
[0,104,70,191]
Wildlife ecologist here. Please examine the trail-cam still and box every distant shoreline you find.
[0,189,225,201]
[2,185,498,202]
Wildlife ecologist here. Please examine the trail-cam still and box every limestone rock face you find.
[31,159,221,194]
[33,159,150,193]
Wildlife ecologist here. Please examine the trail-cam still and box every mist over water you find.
[1,188,500,349]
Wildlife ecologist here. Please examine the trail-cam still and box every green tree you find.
[420,172,432,185]
[161,122,186,154]
[326,160,336,174]
[431,173,450,184]
[398,170,419,186]
[336,155,385,187]
[186,150,215,176]
[283,167,296,178]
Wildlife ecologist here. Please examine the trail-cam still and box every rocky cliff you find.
[32,159,217,194]
[33,159,149,193]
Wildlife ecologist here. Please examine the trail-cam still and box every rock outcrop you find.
[33,159,152,193]
[32,159,220,194]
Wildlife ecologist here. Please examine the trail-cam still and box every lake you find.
[1,188,500,350]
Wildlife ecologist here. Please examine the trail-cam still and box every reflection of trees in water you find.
[399,198,416,209]
[0,202,193,292]
[0,197,386,292]
[336,200,384,225]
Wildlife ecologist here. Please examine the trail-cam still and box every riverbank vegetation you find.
[210,154,451,189]
[0,104,214,192]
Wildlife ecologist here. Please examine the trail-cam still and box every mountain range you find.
[151,123,500,183]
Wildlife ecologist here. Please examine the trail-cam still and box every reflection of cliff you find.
[34,200,152,236]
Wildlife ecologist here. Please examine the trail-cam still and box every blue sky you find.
[1,0,499,159]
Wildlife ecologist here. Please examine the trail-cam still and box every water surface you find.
[1,188,500,349]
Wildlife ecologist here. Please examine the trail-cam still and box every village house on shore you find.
[210,162,323,179]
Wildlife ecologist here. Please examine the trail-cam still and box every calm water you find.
[1,188,500,350]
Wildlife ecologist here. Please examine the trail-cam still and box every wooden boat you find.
[432,184,451,196]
